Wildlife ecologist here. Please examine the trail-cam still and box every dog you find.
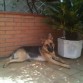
[3,33,70,68]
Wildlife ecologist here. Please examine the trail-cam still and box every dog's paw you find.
[3,64,6,68]
[63,64,70,69]
[27,59,31,62]
[61,60,66,64]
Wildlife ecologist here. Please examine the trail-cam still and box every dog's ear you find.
[48,33,53,40]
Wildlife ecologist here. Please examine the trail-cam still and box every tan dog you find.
[3,33,70,68]
[39,33,70,68]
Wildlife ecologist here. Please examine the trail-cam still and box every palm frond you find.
[43,0,83,34]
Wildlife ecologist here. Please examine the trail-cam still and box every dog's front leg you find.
[51,52,65,64]
[49,58,70,69]
[44,53,70,69]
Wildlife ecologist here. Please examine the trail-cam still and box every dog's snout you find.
[46,44,54,52]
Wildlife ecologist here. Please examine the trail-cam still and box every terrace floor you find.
[0,54,83,83]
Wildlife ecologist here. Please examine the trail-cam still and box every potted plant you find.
[43,0,83,59]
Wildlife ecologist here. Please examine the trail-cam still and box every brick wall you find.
[0,12,62,57]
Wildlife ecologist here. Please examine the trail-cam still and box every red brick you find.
[5,14,21,18]
[15,23,22,27]
[22,16,34,19]
[14,42,23,46]
[5,42,15,47]
[0,51,13,57]
[6,31,21,35]
[13,27,21,30]
[5,17,13,22]
[0,26,13,30]
[5,22,16,27]
[6,31,15,34]
[13,18,23,23]
[0,39,5,44]
[21,22,35,27]
[0,31,5,34]
[35,22,49,27]
[13,15,22,18]
[6,38,21,43]
[20,26,30,30]
[4,35,14,39]
[0,18,6,22]
[0,43,6,48]
[0,47,5,52]
[5,46,19,51]
[0,52,6,57]
[0,12,62,57]
[23,18,34,23]
[5,27,14,30]
[0,14,5,18]
[18,34,26,38]
[0,34,5,39]
[0,17,13,22]
[34,17,44,23]
[0,22,5,26]
[5,14,14,18]
[0,27,6,30]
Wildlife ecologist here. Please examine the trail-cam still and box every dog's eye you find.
[45,44,49,47]
[50,43,52,46]
[45,44,52,47]
[45,44,49,48]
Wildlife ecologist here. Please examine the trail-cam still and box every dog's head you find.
[41,33,55,53]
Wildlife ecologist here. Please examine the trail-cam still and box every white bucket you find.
[58,38,83,59]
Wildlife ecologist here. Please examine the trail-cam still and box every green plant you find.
[43,0,83,40]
